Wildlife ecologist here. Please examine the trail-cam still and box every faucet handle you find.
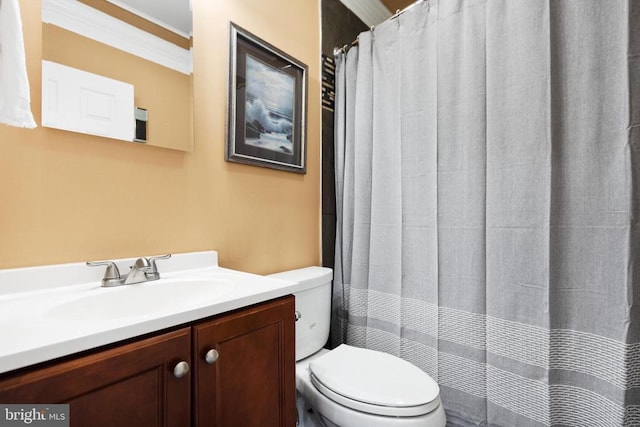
[86,260,121,286]
[147,254,171,280]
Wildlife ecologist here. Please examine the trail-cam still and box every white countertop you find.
[0,251,302,374]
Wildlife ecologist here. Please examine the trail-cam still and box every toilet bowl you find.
[269,267,446,427]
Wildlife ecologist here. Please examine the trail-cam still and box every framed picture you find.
[226,23,308,174]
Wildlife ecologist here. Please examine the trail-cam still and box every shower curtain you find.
[332,1,640,425]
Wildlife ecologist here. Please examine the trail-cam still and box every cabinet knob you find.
[205,349,219,364]
[295,311,302,321]
[173,361,190,378]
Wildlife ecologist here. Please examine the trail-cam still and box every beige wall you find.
[0,0,321,274]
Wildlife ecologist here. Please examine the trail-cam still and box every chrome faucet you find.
[87,254,172,287]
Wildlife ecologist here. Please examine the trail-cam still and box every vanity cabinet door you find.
[0,328,191,427]
[193,295,296,427]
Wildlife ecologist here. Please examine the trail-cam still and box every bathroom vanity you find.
[0,251,299,426]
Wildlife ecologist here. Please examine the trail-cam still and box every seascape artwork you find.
[244,55,295,154]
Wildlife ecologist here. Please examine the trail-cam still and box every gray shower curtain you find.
[332,0,640,425]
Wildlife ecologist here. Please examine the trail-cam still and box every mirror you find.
[41,0,193,151]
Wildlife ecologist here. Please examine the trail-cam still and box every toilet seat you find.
[309,344,441,417]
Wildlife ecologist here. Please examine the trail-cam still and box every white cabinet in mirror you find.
[41,60,134,141]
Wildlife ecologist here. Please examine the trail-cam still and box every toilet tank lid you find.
[268,266,332,292]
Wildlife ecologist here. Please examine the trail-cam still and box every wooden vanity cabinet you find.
[0,327,192,427]
[193,295,296,427]
[0,295,296,427]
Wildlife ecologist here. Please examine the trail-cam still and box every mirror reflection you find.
[41,0,193,151]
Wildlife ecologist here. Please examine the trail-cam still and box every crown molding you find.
[42,0,192,75]
[339,0,392,27]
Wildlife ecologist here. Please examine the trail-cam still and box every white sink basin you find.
[0,251,303,375]
[46,278,236,320]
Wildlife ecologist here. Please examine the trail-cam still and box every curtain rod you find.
[334,0,426,56]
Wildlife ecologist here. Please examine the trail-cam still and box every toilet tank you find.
[268,267,333,361]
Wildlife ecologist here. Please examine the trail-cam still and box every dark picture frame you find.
[226,23,308,174]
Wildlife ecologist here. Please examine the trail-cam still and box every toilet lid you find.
[309,344,441,417]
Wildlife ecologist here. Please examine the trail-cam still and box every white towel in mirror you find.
[0,0,37,128]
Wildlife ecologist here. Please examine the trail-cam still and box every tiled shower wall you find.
[321,0,367,268]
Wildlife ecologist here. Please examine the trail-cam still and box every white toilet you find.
[269,267,446,427]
